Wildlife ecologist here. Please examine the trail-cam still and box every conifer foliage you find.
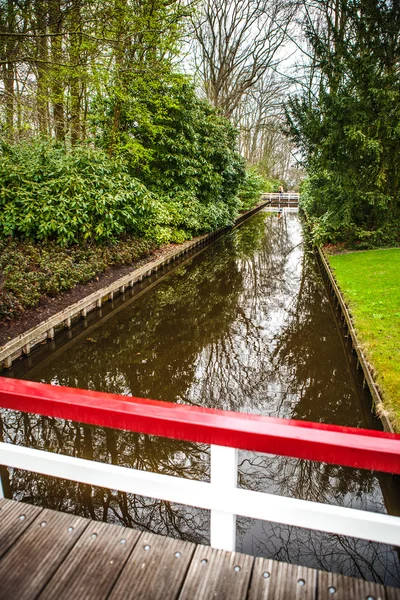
[286,0,400,247]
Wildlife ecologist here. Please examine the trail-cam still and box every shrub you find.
[0,76,247,249]
[0,237,156,320]
[300,178,400,248]
[97,75,246,240]
[237,169,266,212]
[0,140,156,246]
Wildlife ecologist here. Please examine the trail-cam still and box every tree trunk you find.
[3,0,16,138]
[3,63,14,137]
[69,0,82,144]
[49,0,65,141]
[35,0,49,134]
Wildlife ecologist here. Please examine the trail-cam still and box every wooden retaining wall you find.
[0,200,270,372]
[299,205,394,433]
[316,247,394,434]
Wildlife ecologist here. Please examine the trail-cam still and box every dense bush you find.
[263,178,283,193]
[96,76,246,241]
[237,169,268,211]
[149,194,234,245]
[0,237,156,320]
[0,140,156,246]
[300,177,400,248]
[0,79,250,249]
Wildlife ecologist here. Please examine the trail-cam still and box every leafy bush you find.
[96,75,246,239]
[0,237,156,320]
[263,178,282,193]
[237,169,266,211]
[0,140,156,246]
[1,78,247,248]
[0,289,23,321]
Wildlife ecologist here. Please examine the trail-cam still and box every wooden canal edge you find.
[0,200,271,372]
[316,245,394,434]
[299,207,395,433]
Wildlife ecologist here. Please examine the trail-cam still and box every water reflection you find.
[1,212,399,585]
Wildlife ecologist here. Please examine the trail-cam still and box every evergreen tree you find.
[286,0,400,246]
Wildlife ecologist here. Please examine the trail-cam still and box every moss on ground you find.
[328,248,400,431]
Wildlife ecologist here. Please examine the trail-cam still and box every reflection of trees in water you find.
[185,215,304,412]
[184,214,360,424]
[2,212,399,584]
[238,517,400,586]
[25,220,259,402]
[238,452,379,505]
[0,411,209,544]
[269,250,362,426]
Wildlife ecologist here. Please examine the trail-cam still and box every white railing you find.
[261,192,300,204]
[1,443,400,551]
[0,378,399,552]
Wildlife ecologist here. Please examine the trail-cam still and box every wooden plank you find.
[39,520,140,600]
[0,498,43,558]
[248,557,317,600]
[318,570,386,600]
[0,499,398,600]
[178,544,254,600]
[386,587,400,599]
[0,507,89,600]
[109,531,195,600]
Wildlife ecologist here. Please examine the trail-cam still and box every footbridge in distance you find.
[261,192,300,212]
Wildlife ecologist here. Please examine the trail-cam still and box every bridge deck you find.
[0,498,398,599]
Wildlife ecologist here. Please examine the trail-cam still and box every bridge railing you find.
[0,377,399,551]
[260,192,300,206]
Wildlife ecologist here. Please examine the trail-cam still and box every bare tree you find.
[235,72,284,159]
[191,0,295,118]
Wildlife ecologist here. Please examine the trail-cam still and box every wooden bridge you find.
[0,377,399,598]
[1,497,399,599]
[261,192,300,211]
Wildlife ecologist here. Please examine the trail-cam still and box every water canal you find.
[2,210,400,586]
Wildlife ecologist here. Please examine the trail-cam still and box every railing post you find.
[210,444,237,551]
[0,468,5,499]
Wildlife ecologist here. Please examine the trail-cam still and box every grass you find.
[328,248,400,431]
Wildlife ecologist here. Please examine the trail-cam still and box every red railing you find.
[1,377,399,474]
[1,376,400,550]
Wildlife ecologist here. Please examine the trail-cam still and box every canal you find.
[2,210,400,586]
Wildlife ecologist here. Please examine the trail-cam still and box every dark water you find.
[2,212,399,585]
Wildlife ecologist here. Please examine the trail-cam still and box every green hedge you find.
[0,141,156,246]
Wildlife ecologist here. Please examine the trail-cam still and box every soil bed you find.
[0,244,174,347]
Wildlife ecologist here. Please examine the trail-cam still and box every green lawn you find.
[328,249,400,431]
